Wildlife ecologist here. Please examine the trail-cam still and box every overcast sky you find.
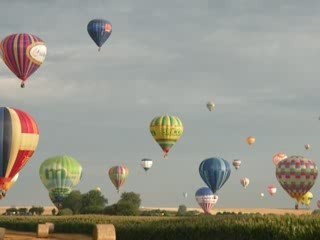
[0,0,320,210]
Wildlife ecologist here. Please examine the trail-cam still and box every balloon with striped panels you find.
[141,158,153,172]
[108,165,129,193]
[0,107,39,195]
[195,187,218,215]
[199,157,231,195]
[149,115,184,158]
[87,19,112,51]
[0,33,47,87]
[276,155,318,202]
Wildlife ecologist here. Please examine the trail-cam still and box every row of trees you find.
[5,206,44,216]
[59,190,141,216]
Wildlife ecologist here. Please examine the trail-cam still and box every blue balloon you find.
[195,187,213,197]
[199,157,231,194]
[87,19,112,51]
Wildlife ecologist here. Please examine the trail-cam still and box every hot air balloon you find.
[87,19,112,51]
[95,187,101,192]
[0,33,47,87]
[260,193,264,198]
[299,192,313,207]
[206,102,215,111]
[39,155,83,209]
[183,192,188,198]
[267,185,277,196]
[0,173,19,199]
[199,157,231,194]
[149,115,184,158]
[305,144,311,150]
[272,153,287,166]
[317,200,320,209]
[0,107,39,197]
[195,187,218,215]
[108,166,129,193]
[240,177,250,189]
[247,136,255,146]
[276,155,318,205]
[232,159,241,170]
[141,158,153,172]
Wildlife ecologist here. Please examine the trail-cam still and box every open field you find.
[4,230,90,240]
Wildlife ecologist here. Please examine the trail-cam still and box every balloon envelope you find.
[232,159,241,170]
[276,155,318,202]
[300,192,313,206]
[87,19,112,50]
[247,136,255,146]
[195,187,218,214]
[240,177,250,189]
[0,107,39,196]
[149,115,183,158]
[39,155,83,209]
[305,144,311,150]
[267,185,277,196]
[141,159,153,172]
[108,166,129,192]
[0,33,47,87]
[206,102,215,111]
[273,153,287,166]
[199,157,231,194]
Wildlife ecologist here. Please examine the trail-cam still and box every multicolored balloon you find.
[299,192,313,206]
[276,155,318,202]
[39,155,83,209]
[232,159,241,170]
[87,19,112,51]
[0,173,19,200]
[0,107,39,197]
[305,144,311,150]
[240,177,250,189]
[0,33,47,87]
[247,136,256,146]
[108,166,129,193]
[195,187,218,215]
[272,153,287,166]
[267,185,277,196]
[206,101,215,111]
[149,115,183,158]
[199,157,231,194]
[141,158,153,172]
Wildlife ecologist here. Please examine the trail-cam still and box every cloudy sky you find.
[0,0,320,209]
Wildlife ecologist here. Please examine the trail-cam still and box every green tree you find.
[118,192,141,208]
[18,208,28,215]
[115,201,140,216]
[177,205,187,216]
[58,208,73,216]
[62,190,83,214]
[81,190,108,212]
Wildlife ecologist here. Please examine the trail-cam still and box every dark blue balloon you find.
[87,19,112,50]
[195,187,213,197]
[199,157,231,194]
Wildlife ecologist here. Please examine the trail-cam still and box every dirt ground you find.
[4,230,91,240]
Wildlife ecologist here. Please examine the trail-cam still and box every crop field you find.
[0,213,320,240]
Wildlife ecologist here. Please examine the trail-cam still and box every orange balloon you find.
[247,136,256,146]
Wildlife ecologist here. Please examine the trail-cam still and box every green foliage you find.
[177,205,187,216]
[5,207,18,215]
[81,190,107,213]
[115,201,140,216]
[62,190,83,214]
[52,208,57,216]
[118,192,141,208]
[58,208,73,216]
[1,214,320,239]
[29,206,44,216]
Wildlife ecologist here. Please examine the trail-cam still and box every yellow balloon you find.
[299,192,313,206]
[149,115,184,158]
[247,136,256,146]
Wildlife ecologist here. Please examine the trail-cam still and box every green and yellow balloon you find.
[39,155,83,209]
[149,115,184,158]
